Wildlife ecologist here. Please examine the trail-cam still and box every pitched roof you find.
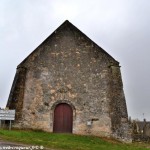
[136,121,150,130]
[18,20,118,68]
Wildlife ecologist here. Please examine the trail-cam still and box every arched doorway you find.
[53,103,73,133]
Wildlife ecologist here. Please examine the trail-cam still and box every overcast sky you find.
[0,0,150,120]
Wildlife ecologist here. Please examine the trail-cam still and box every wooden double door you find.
[53,103,73,133]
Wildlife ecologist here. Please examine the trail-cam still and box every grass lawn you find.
[0,129,150,150]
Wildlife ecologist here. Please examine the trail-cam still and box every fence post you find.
[9,120,11,130]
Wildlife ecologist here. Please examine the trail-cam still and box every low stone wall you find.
[133,134,150,142]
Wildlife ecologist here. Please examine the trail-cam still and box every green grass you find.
[0,129,149,150]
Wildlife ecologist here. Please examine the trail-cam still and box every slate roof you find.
[136,121,150,130]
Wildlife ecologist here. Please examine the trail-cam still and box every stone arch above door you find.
[51,100,76,111]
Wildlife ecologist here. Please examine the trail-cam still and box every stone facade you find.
[7,20,131,142]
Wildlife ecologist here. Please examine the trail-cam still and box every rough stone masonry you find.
[7,20,131,142]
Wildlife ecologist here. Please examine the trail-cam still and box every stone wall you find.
[110,65,131,141]
[7,67,26,124]
[7,21,130,141]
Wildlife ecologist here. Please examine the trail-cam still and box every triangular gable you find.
[18,20,118,68]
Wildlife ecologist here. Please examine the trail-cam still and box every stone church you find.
[7,20,131,141]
